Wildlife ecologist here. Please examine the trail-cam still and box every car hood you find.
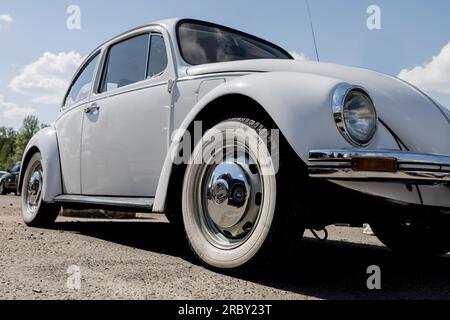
[187,59,450,155]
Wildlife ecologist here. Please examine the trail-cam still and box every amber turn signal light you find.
[351,157,398,173]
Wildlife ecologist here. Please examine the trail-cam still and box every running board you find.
[54,195,154,212]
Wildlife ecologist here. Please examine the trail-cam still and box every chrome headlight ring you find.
[332,83,378,147]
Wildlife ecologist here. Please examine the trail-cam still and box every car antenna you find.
[305,0,320,62]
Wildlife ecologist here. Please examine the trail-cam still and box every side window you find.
[147,34,168,78]
[100,34,149,93]
[65,53,99,107]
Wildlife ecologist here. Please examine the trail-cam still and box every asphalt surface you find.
[1,194,450,300]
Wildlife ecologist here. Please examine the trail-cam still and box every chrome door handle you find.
[84,104,100,114]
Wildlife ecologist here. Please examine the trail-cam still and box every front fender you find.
[19,126,62,203]
[153,72,419,212]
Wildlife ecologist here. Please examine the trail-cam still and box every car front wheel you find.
[21,152,61,227]
[182,118,303,271]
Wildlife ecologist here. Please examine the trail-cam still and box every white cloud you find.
[0,14,13,28]
[398,42,450,94]
[0,95,36,120]
[9,51,84,105]
[290,51,308,61]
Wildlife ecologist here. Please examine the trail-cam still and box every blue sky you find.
[1,0,449,128]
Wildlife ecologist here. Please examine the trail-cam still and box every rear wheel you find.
[21,153,61,227]
[182,118,304,271]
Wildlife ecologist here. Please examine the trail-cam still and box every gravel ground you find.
[1,195,450,300]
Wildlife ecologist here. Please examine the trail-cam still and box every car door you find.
[55,52,100,194]
[81,31,171,197]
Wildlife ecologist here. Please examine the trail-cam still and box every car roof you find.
[88,17,287,60]
[89,17,183,54]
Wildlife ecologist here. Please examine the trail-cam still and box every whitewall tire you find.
[182,118,302,270]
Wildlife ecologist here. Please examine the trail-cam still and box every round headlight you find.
[333,84,378,146]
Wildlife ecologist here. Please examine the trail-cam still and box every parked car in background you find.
[18,18,450,271]
[0,162,21,195]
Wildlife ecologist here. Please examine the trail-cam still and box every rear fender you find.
[19,127,62,203]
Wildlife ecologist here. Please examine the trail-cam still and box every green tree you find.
[0,116,46,170]
[0,127,17,170]
[13,116,42,163]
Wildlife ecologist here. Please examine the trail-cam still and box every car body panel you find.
[153,71,425,211]
[155,59,448,210]
[185,59,450,156]
[54,103,85,194]
[54,47,102,195]
[419,185,450,208]
[82,80,170,196]
[19,127,62,202]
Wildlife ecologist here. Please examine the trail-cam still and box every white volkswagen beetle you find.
[19,19,450,270]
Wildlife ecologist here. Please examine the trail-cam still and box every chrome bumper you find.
[308,150,450,184]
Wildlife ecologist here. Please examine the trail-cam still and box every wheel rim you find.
[197,142,264,249]
[24,161,43,218]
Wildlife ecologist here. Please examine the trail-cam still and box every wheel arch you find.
[18,127,63,202]
[160,93,289,215]
[188,93,279,133]
[18,145,40,193]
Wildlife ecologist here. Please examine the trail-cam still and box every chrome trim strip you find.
[177,71,257,82]
[54,195,154,210]
[309,149,450,184]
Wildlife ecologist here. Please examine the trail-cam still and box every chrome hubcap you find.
[206,162,250,230]
[25,162,42,216]
[201,154,263,244]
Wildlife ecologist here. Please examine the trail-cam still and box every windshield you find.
[177,20,292,65]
